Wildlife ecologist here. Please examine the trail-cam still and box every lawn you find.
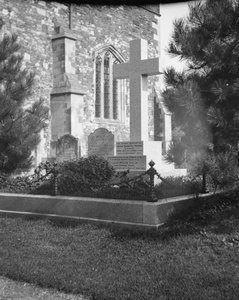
[0,192,239,300]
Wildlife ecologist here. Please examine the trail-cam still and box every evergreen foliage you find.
[57,155,116,196]
[162,0,239,181]
[0,33,49,174]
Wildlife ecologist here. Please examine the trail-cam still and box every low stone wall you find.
[0,192,205,229]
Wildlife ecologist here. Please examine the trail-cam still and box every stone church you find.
[0,0,171,168]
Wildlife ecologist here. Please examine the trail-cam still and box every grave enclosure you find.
[0,192,203,229]
[49,36,186,177]
[0,1,199,230]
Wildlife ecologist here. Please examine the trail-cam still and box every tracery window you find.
[94,45,127,122]
[104,54,110,118]
[95,56,101,118]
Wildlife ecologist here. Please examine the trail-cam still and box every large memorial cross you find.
[113,39,162,141]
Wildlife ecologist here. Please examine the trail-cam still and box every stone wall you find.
[0,0,161,161]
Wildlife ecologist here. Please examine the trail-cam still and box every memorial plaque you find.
[88,128,115,157]
[116,141,144,156]
[107,155,146,171]
[56,134,79,162]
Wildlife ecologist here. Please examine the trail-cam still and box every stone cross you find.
[113,39,162,141]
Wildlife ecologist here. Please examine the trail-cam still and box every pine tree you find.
[162,0,239,178]
[0,32,49,174]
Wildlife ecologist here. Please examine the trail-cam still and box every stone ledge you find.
[0,192,208,229]
[52,32,77,41]
[0,210,164,231]
[51,86,87,95]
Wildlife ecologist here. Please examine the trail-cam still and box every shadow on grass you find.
[104,192,239,242]
[26,190,239,244]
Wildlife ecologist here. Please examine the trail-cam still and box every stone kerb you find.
[0,192,202,229]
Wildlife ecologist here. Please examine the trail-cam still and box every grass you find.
[0,192,239,300]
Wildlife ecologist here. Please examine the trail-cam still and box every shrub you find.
[30,178,54,195]
[0,173,42,193]
[96,175,152,201]
[55,155,115,196]
[93,174,200,201]
[155,175,202,198]
[0,158,203,201]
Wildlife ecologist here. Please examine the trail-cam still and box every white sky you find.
[160,2,190,75]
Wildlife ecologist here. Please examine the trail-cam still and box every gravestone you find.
[107,140,164,172]
[56,134,80,162]
[88,128,115,157]
[107,38,186,176]
[108,141,145,171]
[107,155,146,171]
[107,38,164,171]
[116,142,144,156]
[113,38,161,141]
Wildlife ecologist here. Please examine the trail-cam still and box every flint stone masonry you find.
[0,0,160,164]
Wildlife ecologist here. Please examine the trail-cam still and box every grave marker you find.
[107,156,146,171]
[88,128,115,157]
[116,141,143,156]
[113,38,162,141]
[109,39,187,176]
[56,134,80,162]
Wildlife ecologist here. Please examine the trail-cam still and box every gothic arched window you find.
[94,45,127,122]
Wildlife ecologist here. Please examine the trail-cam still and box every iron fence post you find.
[146,160,158,202]
[53,162,59,196]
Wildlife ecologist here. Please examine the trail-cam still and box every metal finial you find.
[148,160,155,168]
